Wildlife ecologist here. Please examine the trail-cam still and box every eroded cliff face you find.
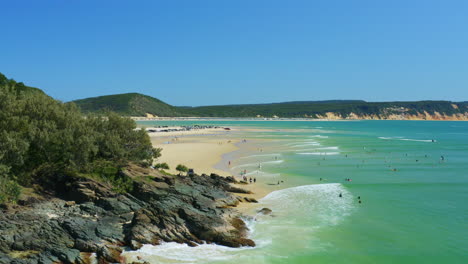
[315,110,468,121]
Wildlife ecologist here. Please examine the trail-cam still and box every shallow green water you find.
[130,120,468,264]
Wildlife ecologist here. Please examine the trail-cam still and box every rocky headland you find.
[0,165,256,264]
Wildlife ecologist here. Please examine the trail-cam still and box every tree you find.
[0,72,161,202]
[176,164,188,176]
[154,163,170,170]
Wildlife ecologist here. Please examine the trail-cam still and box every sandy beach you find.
[147,126,238,174]
[148,126,271,211]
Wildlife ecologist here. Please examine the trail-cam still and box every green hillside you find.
[0,73,46,96]
[186,100,468,118]
[72,90,468,119]
[72,93,188,117]
[4,71,466,119]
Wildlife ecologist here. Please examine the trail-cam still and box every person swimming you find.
[339,193,342,198]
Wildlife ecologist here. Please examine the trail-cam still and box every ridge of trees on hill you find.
[72,90,468,118]
[72,93,189,117]
[0,73,161,203]
[184,100,467,118]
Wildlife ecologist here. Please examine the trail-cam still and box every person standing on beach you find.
[254,178,256,183]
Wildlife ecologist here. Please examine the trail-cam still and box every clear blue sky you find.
[1,0,467,106]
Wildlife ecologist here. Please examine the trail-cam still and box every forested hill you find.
[0,73,47,96]
[4,72,467,120]
[72,93,188,117]
[186,100,468,120]
[73,91,468,120]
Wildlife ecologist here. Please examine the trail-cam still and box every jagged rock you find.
[243,197,258,203]
[258,208,272,215]
[224,185,252,194]
[225,176,237,183]
[0,165,256,263]
[97,245,122,263]
[64,201,76,207]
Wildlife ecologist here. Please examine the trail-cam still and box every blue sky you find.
[1,0,467,106]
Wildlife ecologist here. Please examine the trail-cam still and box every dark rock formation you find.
[0,165,255,264]
[258,208,272,215]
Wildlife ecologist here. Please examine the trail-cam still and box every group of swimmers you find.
[338,193,362,204]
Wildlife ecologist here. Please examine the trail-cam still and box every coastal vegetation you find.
[0,73,255,264]
[154,162,170,170]
[0,73,161,202]
[72,92,188,117]
[176,164,189,175]
[72,92,468,120]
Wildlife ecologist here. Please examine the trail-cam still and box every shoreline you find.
[135,117,468,122]
[148,126,277,213]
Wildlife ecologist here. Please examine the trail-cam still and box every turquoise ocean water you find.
[128,120,468,264]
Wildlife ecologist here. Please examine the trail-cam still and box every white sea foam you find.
[293,146,338,152]
[245,170,281,177]
[296,152,340,155]
[378,136,434,142]
[288,143,321,148]
[262,160,284,164]
[124,242,251,264]
[123,184,355,263]
[308,135,328,138]
[238,153,282,160]
[316,146,339,150]
[260,183,355,227]
[378,136,403,140]
[231,160,284,170]
[400,138,435,142]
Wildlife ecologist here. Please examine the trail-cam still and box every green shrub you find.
[154,162,170,170]
[0,73,159,194]
[176,164,188,175]
[90,160,133,193]
[0,166,21,204]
